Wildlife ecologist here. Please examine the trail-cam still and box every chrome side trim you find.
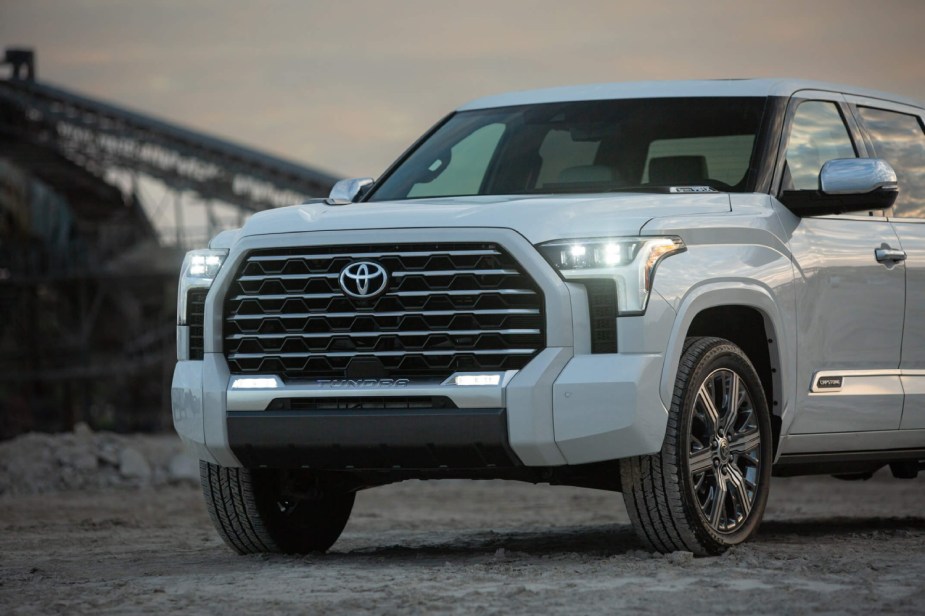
[808,369,925,394]
[810,369,896,393]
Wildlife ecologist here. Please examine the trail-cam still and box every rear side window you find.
[856,106,925,218]
[784,101,857,191]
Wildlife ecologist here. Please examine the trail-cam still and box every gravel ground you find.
[0,434,924,615]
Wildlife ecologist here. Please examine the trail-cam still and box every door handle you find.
[875,247,907,263]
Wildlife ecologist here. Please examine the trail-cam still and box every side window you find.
[784,101,857,191]
[408,123,505,198]
[856,106,925,218]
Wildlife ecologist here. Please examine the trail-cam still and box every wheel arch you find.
[659,284,790,457]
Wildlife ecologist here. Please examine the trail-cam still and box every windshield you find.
[367,97,768,201]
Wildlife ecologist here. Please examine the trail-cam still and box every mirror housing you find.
[780,158,898,216]
[819,158,897,195]
[327,177,374,205]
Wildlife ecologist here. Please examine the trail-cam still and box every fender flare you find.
[658,282,792,428]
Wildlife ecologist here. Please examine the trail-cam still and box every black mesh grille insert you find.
[580,279,618,354]
[223,243,546,380]
[187,289,209,360]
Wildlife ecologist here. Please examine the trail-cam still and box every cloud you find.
[2,0,923,176]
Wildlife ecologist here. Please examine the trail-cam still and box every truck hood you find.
[238,193,731,245]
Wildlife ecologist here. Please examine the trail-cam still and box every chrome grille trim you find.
[223,242,546,380]
[227,328,542,340]
[228,308,541,321]
[227,349,539,360]
[247,249,503,261]
[229,288,538,302]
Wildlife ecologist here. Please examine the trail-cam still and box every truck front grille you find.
[223,243,545,380]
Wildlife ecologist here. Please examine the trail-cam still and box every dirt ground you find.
[1,465,924,615]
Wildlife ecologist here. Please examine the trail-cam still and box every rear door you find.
[849,98,925,430]
[774,92,906,434]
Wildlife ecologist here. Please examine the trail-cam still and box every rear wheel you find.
[621,336,772,555]
[200,462,355,554]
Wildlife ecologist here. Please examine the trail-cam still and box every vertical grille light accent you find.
[187,289,209,360]
[580,279,618,354]
[222,243,546,380]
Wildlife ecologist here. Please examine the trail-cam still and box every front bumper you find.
[171,227,673,469]
[172,343,670,469]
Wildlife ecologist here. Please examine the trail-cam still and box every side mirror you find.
[326,177,374,205]
[780,158,898,216]
[819,158,898,195]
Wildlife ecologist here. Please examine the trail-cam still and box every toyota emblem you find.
[339,261,389,299]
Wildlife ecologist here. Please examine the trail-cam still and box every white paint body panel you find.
[239,193,731,246]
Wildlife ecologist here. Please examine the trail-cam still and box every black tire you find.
[200,461,355,555]
[621,337,772,555]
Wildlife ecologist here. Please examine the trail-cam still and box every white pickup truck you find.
[173,79,925,556]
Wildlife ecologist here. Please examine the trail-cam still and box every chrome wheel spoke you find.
[689,448,714,474]
[725,464,752,518]
[722,373,741,435]
[694,472,707,491]
[710,475,728,529]
[697,387,721,434]
[729,429,761,456]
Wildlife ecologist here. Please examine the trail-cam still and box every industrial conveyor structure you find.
[0,49,340,437]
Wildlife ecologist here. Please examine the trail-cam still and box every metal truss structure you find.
[0,49,340,437]
[0,78,339,208]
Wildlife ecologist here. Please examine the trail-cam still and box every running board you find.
[773,448,925,477]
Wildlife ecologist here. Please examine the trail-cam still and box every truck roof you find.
[459,79,925,111]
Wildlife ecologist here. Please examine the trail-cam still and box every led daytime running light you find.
[537,236,685,314]
[177,248,228,326]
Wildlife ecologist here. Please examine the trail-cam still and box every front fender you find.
[651,250,797,444]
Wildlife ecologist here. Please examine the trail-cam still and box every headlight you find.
[537,236,685,315]
[177,249,228,325]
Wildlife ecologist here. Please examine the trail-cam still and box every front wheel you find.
[621,337,772,555]
[200,462,355,555]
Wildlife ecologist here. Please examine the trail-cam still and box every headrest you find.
[648,155,708,184]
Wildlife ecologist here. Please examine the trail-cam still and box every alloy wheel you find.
[688,368,763,534]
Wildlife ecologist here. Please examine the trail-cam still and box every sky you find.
[2,0,925,179]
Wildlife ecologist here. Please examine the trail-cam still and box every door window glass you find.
[784,101,857,190]
[857,106,925,218]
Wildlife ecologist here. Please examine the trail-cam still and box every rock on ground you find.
[0,426,197,494]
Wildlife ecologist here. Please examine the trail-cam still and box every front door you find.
[776,94,905,434]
